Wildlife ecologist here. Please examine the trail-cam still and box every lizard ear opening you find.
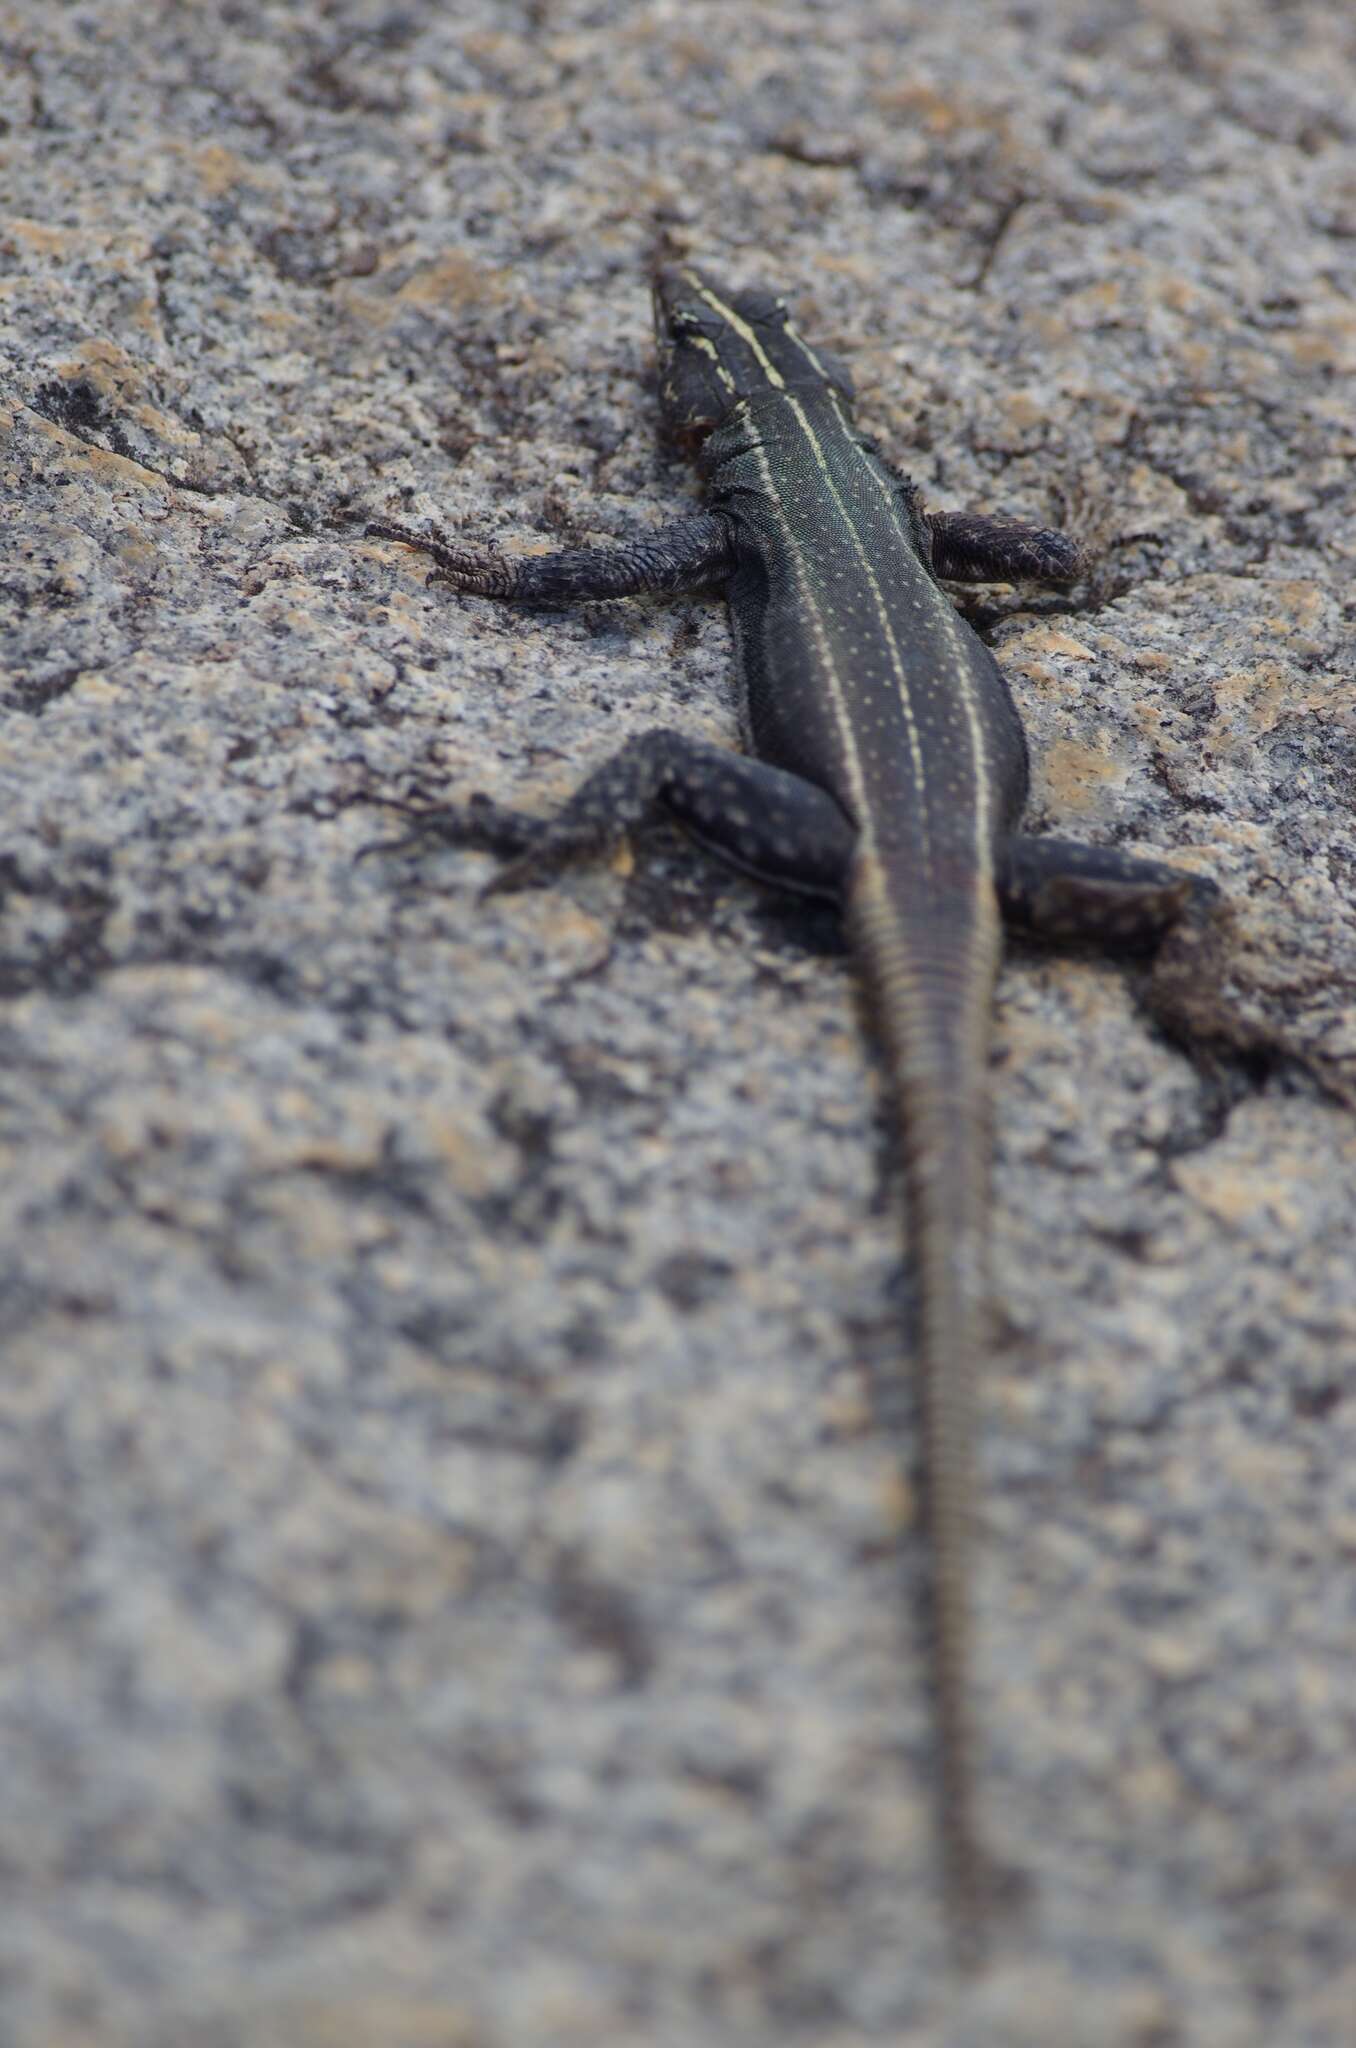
[657,363,726,450]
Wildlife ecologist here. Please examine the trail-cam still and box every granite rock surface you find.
[3,2,1356,2043]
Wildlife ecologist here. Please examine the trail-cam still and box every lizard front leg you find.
[366,512,735,600]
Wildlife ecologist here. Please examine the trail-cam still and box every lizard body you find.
[367,267,1220,1960]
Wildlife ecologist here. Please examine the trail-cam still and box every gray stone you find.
[3,1,1355,2041]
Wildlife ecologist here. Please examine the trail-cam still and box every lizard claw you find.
[477,820,622,899]
[355,792,537,866]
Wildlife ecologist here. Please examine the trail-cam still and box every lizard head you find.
[652,265,855,449]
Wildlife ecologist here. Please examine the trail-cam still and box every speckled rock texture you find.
[3,2,1356,2043]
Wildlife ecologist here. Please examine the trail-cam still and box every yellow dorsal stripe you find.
[779,297,993,869]
[841,421,994,862]
[680,280,931,856]
[681,279,878,829]
[688,278,788,390]
[680,276,995,884]
[742,432,873,831]
[777,389,932,857]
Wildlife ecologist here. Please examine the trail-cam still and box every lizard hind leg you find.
[373,730,858,902]
[997,832,1356,1104]
[996,833,1220,952]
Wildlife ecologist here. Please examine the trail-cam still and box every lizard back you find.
[657,269,1031,910]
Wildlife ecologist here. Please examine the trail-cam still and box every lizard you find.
[363,265,1226,1963]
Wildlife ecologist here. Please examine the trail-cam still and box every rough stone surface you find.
[3,2,1356,2043]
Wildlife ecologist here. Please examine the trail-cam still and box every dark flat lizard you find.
[364,267,1225,1962]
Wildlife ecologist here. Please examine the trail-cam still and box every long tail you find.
[849,849,1003,1964]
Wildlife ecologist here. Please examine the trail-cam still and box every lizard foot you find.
[1148,896,1356,1109]
[356,791,538,867]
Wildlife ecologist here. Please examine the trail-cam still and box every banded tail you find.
[849,846,1004,1961]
